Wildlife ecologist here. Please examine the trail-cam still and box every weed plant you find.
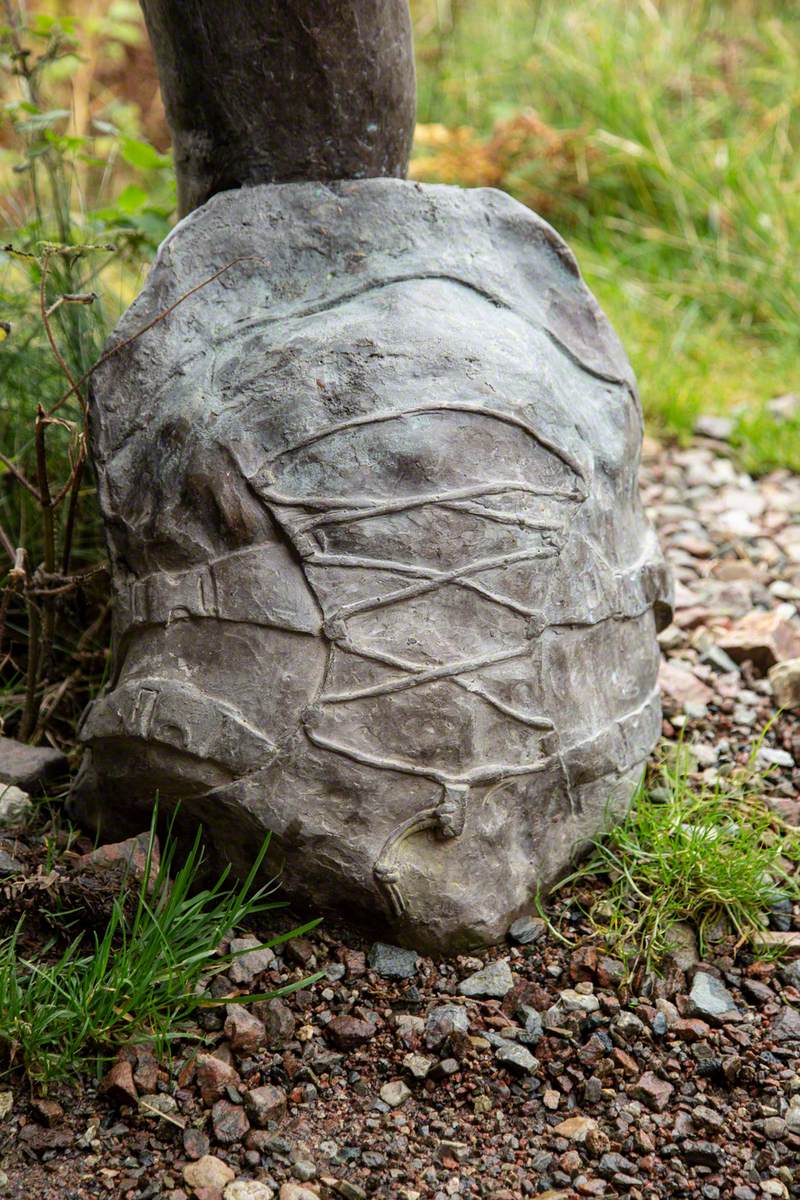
[558,742,800,976]
[0,815,319,1085]
[0,5,176,743]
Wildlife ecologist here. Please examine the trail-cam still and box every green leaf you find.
[17,109,71,132]
[114,184,148,214]
[43,131,86,153]
[130,211,172,243]
[120,138,170,171]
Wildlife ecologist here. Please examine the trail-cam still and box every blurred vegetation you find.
[0,0,798,745]
[0,1,174,742]
[411,0,800,466]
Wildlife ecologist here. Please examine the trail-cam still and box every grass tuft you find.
[0,813,318,1085]
[558,742,800,976]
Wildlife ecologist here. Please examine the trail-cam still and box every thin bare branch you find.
[0,450,42,502]
[11,547,27,581]
[28,562,108,597]
[48,255,268,417]
[39,250,85,412]
[76,598,111,652]
[51,438,86,509]
[0,521,15,564]
[44,292,97,318]
[0,547,25,657]
[31,668,79,745]
[0,588,12,667]
[18,585,41,743]
[34,406,55,573]
[60,446,86,574]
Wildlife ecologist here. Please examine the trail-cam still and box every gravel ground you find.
[1,435,799,1200]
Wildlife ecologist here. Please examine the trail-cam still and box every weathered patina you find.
[73,179,672,950]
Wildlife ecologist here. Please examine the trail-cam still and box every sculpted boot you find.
[71,2,672,952]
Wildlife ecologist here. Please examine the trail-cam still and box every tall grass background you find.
[412,0,800,467]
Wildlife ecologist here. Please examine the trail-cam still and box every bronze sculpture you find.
[72,2,672,951]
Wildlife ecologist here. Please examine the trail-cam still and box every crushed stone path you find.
[1,436,799,1200]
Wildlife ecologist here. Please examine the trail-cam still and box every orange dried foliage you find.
[410,111,599,218]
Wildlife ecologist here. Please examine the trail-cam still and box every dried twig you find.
[48,255,268,417]
[19,594,40,741]
[31,668,79,743]
[4,240,262,744]
[0,521,16,564]
[0,450,42,502]
[27,562,108,597]
[40,249,85,410]
[60,448,85,575]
